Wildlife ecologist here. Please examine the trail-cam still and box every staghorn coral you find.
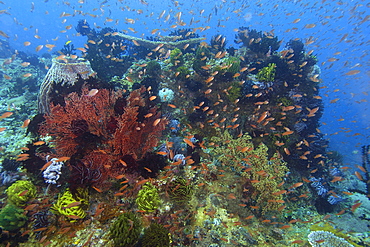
[308,230,354,247]
[38,57,96,113]
[211,130,289,214]
[50,188,88,222]
[6,180,37,207]
[136,182,160,212]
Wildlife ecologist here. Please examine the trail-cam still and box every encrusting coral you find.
[6,180,37,207]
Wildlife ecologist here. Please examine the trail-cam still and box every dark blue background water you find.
[1,0,369,165]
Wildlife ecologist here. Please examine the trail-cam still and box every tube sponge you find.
[6,180,37,207]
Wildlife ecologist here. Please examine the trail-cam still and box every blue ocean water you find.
[0,0,369,246]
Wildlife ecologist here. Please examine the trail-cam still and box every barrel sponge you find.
[308,230,354,247]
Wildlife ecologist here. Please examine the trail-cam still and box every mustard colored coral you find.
[51,188,88,222]
[6,180,37,207]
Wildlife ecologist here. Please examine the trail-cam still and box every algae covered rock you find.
[6,180,37,207]
[109,212,142,247]
[0,204,28,231]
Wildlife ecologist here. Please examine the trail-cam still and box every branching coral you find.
[6,180,37,207]
[211,130,289,214]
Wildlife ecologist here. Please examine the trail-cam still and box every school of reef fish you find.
[0,0,369,246]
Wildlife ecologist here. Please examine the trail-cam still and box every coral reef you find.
[6,180,37,207]
[168,177,194,204]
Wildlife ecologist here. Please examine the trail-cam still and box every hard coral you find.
[6,180,37,207]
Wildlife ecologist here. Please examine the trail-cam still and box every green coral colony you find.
[0,2,368,247]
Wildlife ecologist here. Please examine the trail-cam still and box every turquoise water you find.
[0,0,369,246]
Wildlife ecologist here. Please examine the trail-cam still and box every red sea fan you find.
[39,87,167,188]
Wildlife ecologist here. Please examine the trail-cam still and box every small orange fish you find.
[244,215,254,220]
[35,45,44,52]
[62,201,81,209]
[40,161,53,171]
[92,186,102,193]
[153,118,161,126]
[33,141,45,146]
[0,127,6,132]
[18,190,29,197]
[22,73,32,78]
[56,157,70,162]
[280,225,291,229]
[351,202,362,212]
[354,171,363,180]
